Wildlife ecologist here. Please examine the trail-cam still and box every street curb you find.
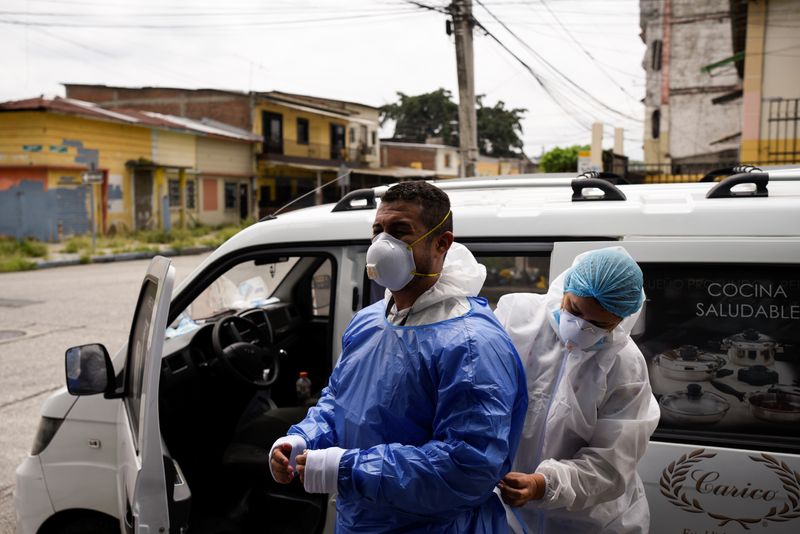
[34,246,214,270]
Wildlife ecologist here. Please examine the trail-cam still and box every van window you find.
[311,259,332,317]
[180,257,299,323]
[476,254,550,308]
[637,263,800,451]
[364,252,550,310]
[126,279,158,446]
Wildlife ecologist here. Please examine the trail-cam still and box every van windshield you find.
[167,258,299,336]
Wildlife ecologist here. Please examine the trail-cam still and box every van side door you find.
[116,256,175,533]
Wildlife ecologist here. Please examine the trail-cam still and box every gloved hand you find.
[269,435,307,483]
[296,447,346,494]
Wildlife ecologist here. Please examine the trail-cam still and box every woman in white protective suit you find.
[494,247,660,533]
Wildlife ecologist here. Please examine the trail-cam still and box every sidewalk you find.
[35,242,215,269]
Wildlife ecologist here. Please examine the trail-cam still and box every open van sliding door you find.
[551,239,800,534]
[116,256,176,533]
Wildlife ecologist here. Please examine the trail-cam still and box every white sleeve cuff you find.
[303,447,346,494]
[534,462,565,509]
[268,434,307,481]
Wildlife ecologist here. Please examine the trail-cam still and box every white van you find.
[15,168,800,534]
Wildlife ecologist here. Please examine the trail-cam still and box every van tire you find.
[54,514,119,534]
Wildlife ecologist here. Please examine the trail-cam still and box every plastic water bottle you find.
[296,371,311,405]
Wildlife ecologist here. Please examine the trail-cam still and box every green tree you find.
[476,96,526,157]
[380,89,459,145]
[380,89,526,157]
[539,144,590,173]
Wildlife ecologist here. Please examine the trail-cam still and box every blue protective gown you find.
[288,296,528,533]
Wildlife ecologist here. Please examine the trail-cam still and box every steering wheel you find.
[211,315,279,388]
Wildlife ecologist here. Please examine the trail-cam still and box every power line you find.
[0,8,422,29]
[467,14,592,131]
[473,0,643,123]
[538,0,641,104]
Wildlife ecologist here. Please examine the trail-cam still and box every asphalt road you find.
[0,254,210,533]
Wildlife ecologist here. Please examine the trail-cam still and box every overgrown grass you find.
[0,220,251,273]
[0,256,36,272]
[62,236,91,253]
[0,236,46,272]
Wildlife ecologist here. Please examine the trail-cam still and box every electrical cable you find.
[473,0,643,123]
[537,0,641,104]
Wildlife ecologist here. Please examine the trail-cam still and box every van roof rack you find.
[707,172,769,198]
[332,188,377,212]
[571,177,627,201]
[700,165,762,182]
[576,170,630,185]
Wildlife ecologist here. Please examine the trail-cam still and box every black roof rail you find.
[332,188,377,212]
[575,170,630,185]
[571,177,627,202]
[706,172,769,199]
[700,164,762,182]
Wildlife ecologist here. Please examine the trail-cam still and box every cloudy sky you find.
[1,0,647,159]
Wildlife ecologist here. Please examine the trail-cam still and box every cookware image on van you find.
[711,382,800,424]
[654,345,729,381]
[721,328,783,367]
[659,383,731,425]
[737,364,779,386]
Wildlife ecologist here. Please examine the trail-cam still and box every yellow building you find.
[0,97,260,240]
[62,85,438,216]
[740,0,800,164]
[254,91,395,212]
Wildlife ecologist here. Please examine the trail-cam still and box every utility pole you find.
[450,0,478,177]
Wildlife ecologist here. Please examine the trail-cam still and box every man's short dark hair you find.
[382,181,453,237]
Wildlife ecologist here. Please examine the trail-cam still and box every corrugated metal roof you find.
[0,96,261,142]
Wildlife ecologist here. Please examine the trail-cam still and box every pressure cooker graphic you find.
[654,345,728,381]
[720,329,783,367]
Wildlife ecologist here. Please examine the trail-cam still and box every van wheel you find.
[58,515,119,534]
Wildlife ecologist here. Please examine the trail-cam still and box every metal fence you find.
[766,98,800,164]
[625,161,798,184]
[627,162,740,183]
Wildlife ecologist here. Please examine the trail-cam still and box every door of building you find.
[330,124,345,160]
[134,170,153,230]
[239,183,248,220]
[263,112,283,154]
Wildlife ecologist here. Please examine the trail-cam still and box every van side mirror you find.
[65,343,114,396]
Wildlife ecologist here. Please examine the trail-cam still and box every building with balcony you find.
[64,85,434,216]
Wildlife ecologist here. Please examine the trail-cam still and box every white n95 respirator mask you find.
[556,309,608,351]
[366,211,451,291]
[366,233,416,291]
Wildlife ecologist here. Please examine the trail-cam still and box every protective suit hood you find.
[545,247,645,353]
[384,241,487,312]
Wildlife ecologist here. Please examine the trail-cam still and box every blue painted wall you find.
[0,180,89,241]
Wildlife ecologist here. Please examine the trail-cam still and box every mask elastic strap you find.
[408,210,452,249]
[408,210,451,278]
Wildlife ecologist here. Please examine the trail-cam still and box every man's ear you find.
[436,231,454,253]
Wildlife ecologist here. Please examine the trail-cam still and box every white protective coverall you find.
[494,251,660,533]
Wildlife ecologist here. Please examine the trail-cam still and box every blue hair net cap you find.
[563,249,644,318]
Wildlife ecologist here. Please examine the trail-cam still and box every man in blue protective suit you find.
[269,181,528,533]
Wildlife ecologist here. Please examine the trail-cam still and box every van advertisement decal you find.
[637,263,800,438]
[660,449,800,529]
